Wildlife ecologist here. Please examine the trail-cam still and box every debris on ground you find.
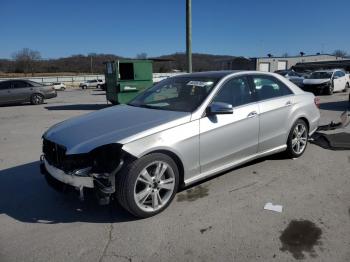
[264,202,283,213]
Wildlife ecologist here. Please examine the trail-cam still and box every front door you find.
[199,76,259,174]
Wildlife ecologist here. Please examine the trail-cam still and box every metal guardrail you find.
[0,73,186,84]
[0,74,105,84]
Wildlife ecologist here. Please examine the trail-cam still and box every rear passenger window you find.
[213,77,254,107]
[252,75,293,101]
[12,81,30,88]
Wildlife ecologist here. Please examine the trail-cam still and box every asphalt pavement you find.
[0,88,349,262]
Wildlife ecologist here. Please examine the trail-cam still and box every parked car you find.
[41,71,320,218]
[52,82,66,91]
[79,79,104,89]
[0,80,57,105]
[303,69,349,95]
[275,70,304,87]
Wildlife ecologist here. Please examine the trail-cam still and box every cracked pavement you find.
[0,88,349,261]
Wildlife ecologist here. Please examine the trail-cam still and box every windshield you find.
[128,77,220,112]
[309,72,333,79]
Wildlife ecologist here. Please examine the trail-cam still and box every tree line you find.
[0,48,348,76]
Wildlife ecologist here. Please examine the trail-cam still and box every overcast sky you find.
[1,0,349,59]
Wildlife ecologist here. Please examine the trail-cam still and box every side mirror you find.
[207,102,233,115]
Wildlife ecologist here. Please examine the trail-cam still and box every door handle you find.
[247,111,258,118]
[285,101,292,106]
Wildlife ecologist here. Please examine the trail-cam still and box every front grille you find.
[43,138,92,173]
[43,138,66,169]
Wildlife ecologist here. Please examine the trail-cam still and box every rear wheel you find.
[285,119,308,158]
[344,83,349,92]
[116,153,179,218]
[97,84,101,89]
[30,93,44,105]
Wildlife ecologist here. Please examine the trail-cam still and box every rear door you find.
[199,76,259,173]
[249,74,295,152]
[11,80,34,102]
[0,81,13,104]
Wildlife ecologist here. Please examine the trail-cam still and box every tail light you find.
[314,97,320,108]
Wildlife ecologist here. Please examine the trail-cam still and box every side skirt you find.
[184,145,287,186]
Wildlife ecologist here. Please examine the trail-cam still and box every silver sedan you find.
[41,71,320,218]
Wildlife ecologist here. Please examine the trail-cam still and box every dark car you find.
[275,70,304,87]
[0,80,57,105]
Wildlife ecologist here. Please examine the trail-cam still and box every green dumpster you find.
[104,59,153,104]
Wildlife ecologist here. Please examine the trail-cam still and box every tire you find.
[61,87,66,91]
[97,84,101,89]
[285,119,309,158]
[325,84,334,95]
[81,85,87,89]
[30,93,44,105]
[116,153,179,218]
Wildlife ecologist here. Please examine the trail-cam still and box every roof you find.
[254,54,337,59]
[174,70,241,79]
[294,59,350,69]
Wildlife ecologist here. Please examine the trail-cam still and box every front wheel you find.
[325,84,334,95]
[285,119,309,158]
[116,153,179,218]
[344,83,349,92]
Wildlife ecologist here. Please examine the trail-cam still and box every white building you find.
[254,54,345,72]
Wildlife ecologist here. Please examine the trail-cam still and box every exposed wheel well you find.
[146,150,185,188]
[297,117,310,132]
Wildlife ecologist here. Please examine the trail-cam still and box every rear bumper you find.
[44,92,57,99]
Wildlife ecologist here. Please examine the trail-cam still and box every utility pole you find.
[90,56,93,74]
[186,0,192,73]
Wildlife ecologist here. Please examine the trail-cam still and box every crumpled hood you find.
[44,105,191,154]
[303,79,330,85]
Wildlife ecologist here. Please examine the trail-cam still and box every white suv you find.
[79,79,105,89]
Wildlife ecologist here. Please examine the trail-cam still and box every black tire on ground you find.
[97,84,101,89]
[285,119,309,158]
[116,153,179,218]
[30,93,44,105]
[82,85,87,89]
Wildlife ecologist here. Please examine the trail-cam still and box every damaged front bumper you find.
[40,155,124,204]
[41,158,94,188]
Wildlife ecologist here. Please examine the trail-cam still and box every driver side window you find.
[212,77,253,107]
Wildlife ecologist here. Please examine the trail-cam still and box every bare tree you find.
[12,48,41,76]
[136,53,147,59]
[333,49,347,58]
[281,52,289,58]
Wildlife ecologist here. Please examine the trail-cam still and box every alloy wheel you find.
[32,94,43,104]
[291,123,307,154]
[134,161,176,212]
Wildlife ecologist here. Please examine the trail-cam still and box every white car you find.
[302,69,349,95]
[79,79,105,89]
[52,82,66,91]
